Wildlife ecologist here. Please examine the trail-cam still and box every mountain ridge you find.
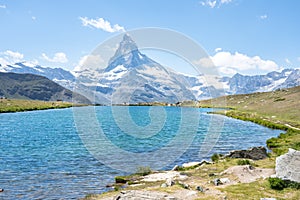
[75,34,196,103]
[0,35,299,103]
[0,72,90,103]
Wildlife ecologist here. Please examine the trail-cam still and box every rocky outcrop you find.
[172,160,212,171]
[213,178,231,186]
[113,190,177,200]
[142,171,187,182]
[182,162,201,168]
[221,165,275,183]
[276,148,300,183]
[224,146,268,160]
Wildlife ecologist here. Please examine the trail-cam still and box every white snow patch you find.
[103,65,128,80]
[21,62,37,68]
[82,82,109,87]
[138,52,144,60]
[9,63,22,68]
[257,77,288,92]
[111,65,127,73]
[284,71,293,76]
[201,75,224,89]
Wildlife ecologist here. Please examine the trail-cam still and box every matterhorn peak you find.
[113,33,138,59]
[105,33,155,72]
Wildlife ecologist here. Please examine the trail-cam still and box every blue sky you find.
[0,0,299,76]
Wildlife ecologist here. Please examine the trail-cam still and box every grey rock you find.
[219,178,230,184]
[196,186,204,192]
[113,190,177,200]
[213,178,221,186]
[165,178,175,187]
[276,148,300,183]
[181,160,212,169]
[178,181,189,189]
[224,146,268,160]
[182,161,201,168]
[161,183,167,188]
[213,177,230,186]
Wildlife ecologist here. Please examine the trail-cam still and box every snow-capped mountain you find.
[74,34,196,103]
[72,34,300,102]
[0,62,75,89]
[1,34,300,103]
[226,68,300,95]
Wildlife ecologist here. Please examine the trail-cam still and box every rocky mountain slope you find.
[226,69,300,94]
[0,72,90,103]
[74,34,196,104]
[0,62,75,90]
[0,35,299,103]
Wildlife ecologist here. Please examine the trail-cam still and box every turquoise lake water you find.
[0,106,282,199]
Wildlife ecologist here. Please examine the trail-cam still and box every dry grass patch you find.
[220,179,300,200]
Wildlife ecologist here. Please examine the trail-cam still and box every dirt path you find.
[285,123,300,131]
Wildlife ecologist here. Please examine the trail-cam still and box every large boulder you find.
[224,146,268,160]
[276,148,300,183]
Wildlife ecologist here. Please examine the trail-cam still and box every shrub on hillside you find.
[211,153,220,162]
[268,177,300,190]
[237,159,251,165]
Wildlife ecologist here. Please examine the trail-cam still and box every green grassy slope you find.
[200,86,300,155]
[0,99,75,113]
[200,86,300,129]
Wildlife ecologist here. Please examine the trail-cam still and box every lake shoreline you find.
[0,98,89,114]
[1,99,298,199]
[81,108,300,200]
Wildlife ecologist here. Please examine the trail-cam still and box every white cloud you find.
[208,0,217,8]
[79,17,125,33]
[195,50,279,76]
[218,67,237,76]
[3,50,24,60]
[32,16,36,20]
[0,50,24,66]
[260,14,268,20]
[201,0,216,8]
[74,54,105,71]
[41,52,68,63]
[0,5,6,9]
[285,58,291,64]
[215,47,222,52]
[220,0,232,3]
[200,0,233,8]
